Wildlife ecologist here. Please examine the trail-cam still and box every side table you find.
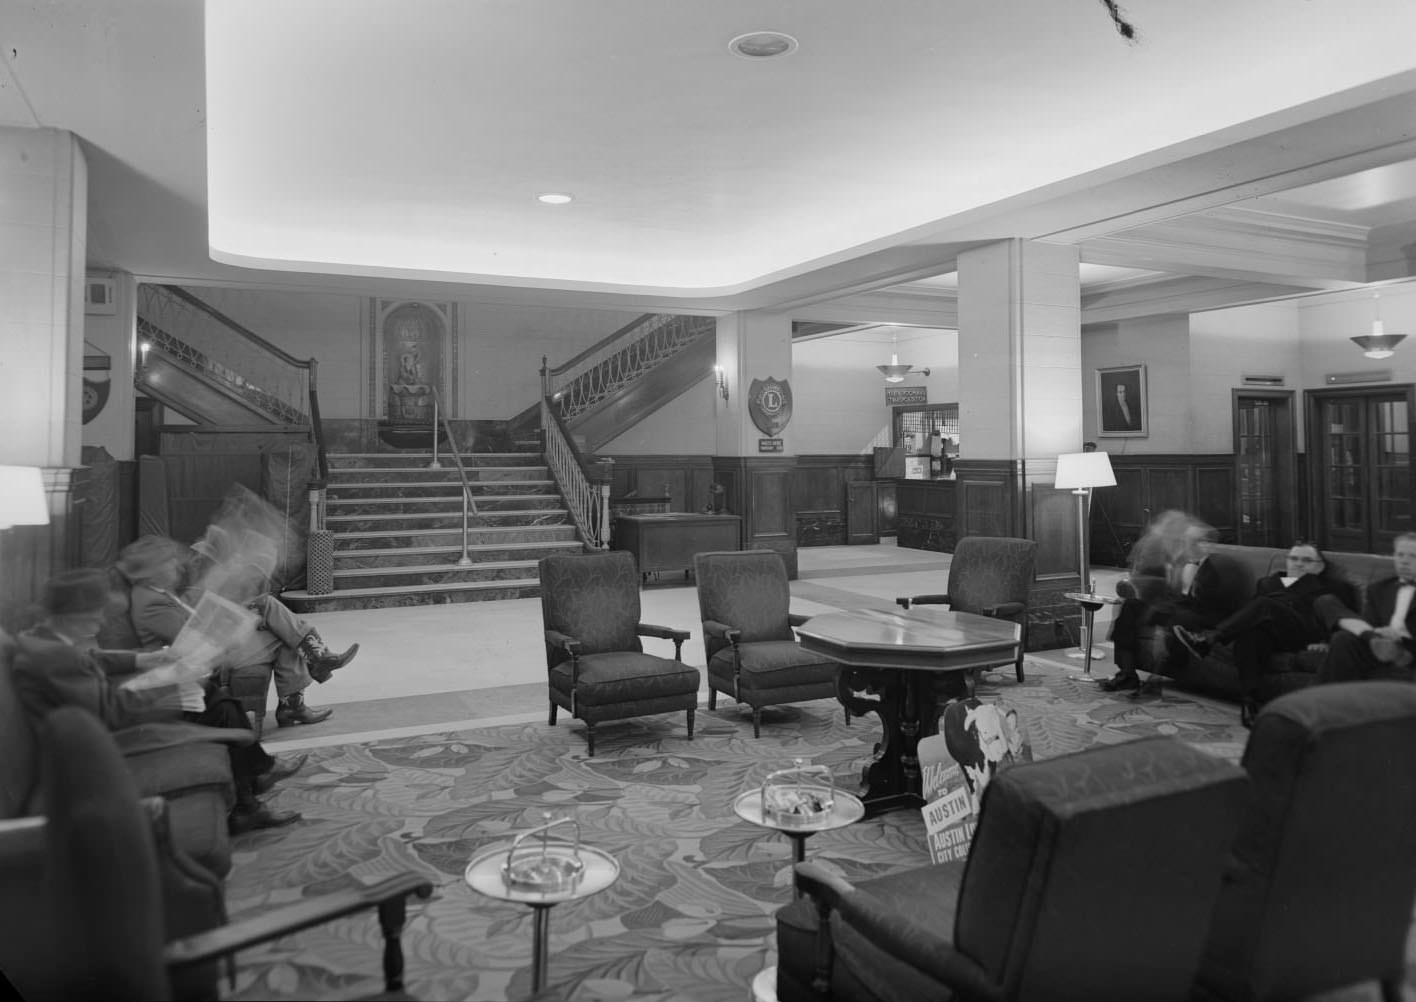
[464,843,620,996]
[732,789,865,873]
[1063,591,1123,680]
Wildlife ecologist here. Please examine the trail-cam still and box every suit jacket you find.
[1188,553,1250,620]
[12,625,181,730]
[1102,395,1140,432]
[1360,576,1416,659]
[1255,570,1359,614]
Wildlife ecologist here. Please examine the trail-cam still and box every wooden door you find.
[1233,390,1295,547]
[1309,387,1414,553]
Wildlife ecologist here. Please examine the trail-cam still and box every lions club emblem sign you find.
[748,377,793,437]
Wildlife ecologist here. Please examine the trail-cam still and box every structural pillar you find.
[955,239,1087,629]
[712,310,799,576]
[0,126,88,626]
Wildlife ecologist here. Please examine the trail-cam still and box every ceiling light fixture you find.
[728,31,798,59]
[537,192,573,205]
[876,330,929,383]
[1351,292,1408,360]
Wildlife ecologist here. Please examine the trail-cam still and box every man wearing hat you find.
[13,568,304,832]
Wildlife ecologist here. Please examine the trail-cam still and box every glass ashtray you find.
[761,759,835,828]
[501,816,585,893]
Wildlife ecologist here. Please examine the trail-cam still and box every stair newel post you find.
[429,391,442,470]
[457,487,474,567]
[306,482,334,596]
[596,457,614,549]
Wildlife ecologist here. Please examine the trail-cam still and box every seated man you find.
[1173,541,1357,727]
[1315,531,1416,685]
[118,535,357,728]
[12,568,304,832]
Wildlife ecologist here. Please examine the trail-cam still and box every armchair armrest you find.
[897,593,951,610]
[981,601,1025,619]
[164,873,434,992]
[543,630,581,655]
[639,623,691,659]
[832,890,1002,1001]
[701,619,741,644]
[787,612,811,628]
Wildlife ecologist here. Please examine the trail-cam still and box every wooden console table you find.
[612,513,742,580]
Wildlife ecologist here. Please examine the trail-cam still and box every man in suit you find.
[13,568,304,832]
[1316,532,1416,684]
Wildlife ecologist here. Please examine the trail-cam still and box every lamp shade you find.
[1055,452,1116,490]
[1351,332,1407,360]
[0,466,49,529]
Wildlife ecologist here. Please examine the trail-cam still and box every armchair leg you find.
[752,708,762,739]
[708,686,718,711]
[1380,976,1404,1002]
[1015,654,1026,684]
[686,707,695,740]
[377,892,409,991]
[585,723,595,757]
[548,701,557,725]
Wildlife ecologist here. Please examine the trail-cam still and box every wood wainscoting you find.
[1089,453,1237,568]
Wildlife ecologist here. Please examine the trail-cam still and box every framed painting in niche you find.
[1096,363,1147,438]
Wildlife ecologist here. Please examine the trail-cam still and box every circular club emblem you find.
[747,377,793,437]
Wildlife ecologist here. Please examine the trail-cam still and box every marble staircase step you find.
[327,452,544,470]
[326,509,570,530]
[335,525,578,549]
[333,539,582,568]
[281,577,542,613]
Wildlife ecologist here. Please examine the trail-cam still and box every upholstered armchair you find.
[896,535,1036,683]
[0,706,433,1002]
[775,736,1248,1002]
[692,549,840,737]
[538,550,700,756]
[1193,682,1416,1002]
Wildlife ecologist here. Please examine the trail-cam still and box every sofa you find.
[1130,543,1395,701]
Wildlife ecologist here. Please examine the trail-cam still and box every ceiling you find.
[5,1,1416,325]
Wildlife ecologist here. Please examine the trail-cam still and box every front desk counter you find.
[892,477,957,553]
[611,513,743,580]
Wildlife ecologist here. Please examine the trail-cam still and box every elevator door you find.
[1312,389,1413,554]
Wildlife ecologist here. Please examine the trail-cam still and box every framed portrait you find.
[1096,364,1147,438]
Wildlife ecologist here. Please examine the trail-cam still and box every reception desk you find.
[612,513,743,579]
[893,478,957,553]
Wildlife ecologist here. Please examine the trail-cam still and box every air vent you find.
[1241,374,1285,386]
[1325,370,1393,385]
[84,278,116,316]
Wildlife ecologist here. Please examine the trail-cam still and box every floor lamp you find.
[1054,451,1116,667]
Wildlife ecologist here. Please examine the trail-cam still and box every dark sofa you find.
[1130,543,1395,701]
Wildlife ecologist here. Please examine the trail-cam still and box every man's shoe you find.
[275,693,333,728]
[254,752,309,794]
[1173,625,1214,659]
[229,801,301,835]
[299,630,359,684]
[1132,674,1165,699]
[1098,672,1139,692]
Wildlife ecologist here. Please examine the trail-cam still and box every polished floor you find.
[265,539,1125,751]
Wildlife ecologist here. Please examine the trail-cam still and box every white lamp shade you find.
[1055,452,1116,490]
[0,466,49,529]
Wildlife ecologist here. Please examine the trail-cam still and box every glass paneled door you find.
[1234,391,1295,548]
[1311,388,1414,554]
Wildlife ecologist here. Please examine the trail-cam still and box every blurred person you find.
[11,568,303,832]
[1315,532,1416,685]
[1173,541,1357,727]
[117,535,357,728]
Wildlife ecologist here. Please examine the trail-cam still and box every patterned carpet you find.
[223,658,1249,1002]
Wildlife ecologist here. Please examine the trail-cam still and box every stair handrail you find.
[541,398,610,550]
[541,313,715,421]
[430,387,478,567]
[137,284,329,485]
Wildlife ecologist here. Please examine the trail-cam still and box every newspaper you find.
[120,590,259,691]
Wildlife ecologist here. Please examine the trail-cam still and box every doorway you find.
[1233,390,1296,547]
[1307,386,1414,554]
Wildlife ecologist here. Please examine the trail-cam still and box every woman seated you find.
[1174,541,1357,726]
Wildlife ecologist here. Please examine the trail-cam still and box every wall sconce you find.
[139,340,152,367]
[714,365,729,402]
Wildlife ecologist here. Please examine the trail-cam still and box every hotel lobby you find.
[4,2,1416,999]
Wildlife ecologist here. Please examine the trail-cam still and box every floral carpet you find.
[223,658,1248,1002]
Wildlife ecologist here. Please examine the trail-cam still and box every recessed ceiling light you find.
[728,31,798,59]
[537,192,573,205]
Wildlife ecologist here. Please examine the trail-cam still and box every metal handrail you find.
[541,399,609,549]
[430,388,478,566]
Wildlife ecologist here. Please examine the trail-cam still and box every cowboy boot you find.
[275,691,333,727]
[298,629,359,683]
[228,782,301,833]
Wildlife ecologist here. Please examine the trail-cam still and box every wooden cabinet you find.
[611,513,743,579]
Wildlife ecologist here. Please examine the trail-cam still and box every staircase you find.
[281,451,585,613]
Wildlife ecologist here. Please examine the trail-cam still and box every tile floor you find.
[264,540,1126,752]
